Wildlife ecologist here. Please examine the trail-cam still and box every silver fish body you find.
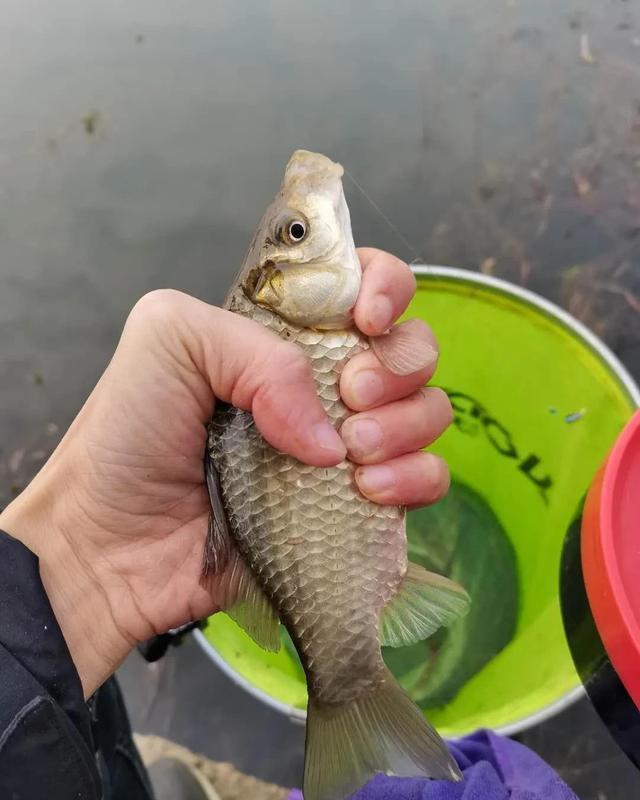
[209,293,403,705]
[204,151,469,800]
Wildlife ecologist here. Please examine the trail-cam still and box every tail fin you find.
[303,668,461,800]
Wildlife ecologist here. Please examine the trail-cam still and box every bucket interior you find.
[201,269,639,737]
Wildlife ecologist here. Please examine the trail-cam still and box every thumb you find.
[130,290,346,467]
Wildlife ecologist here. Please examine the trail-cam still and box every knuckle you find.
[279,399,308,433]
[381,256,416,305]
[404,264,418,295]
[384,253,415,295]
[233,336,313,414]
[129,289,186,327]
[249,341,313,416]
[272,341,312,383]
[420,387,453,427]
[421,454,449,500]
[395,453,451,509]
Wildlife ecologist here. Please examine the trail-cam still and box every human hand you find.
[0,248,451,697]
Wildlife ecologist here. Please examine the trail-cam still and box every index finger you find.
[354,248,417,337]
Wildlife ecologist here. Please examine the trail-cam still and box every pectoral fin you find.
[380,562,470,648]
[203,426,232,577]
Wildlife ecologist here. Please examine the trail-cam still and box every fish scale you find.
[210,291,405,706]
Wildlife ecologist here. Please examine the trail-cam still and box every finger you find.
[370,319,439,376]
[127,290,345,467]
[341,388,452,464]
[340,320,439,410]
[354,248,416,336]
[355,451,450,507]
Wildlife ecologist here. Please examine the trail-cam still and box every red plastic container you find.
[582,411,640,710]
[561,411,640,770]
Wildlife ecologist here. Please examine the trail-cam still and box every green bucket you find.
[194,267,640,737]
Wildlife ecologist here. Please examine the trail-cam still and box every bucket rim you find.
[192,626,586,735]
[194,265,640,738]
[411,265,640,407]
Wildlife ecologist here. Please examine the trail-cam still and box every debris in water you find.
[46,422,59,435]
[32,371,44,386]
[519,259,532,284]
[573,171,592,197]
[549,407,557,415]
[10,483,22,496]
[535,194,553,238]
[565,409,587,424]
[580,33,596,64]
[8,449,25,474]
[510,27,543,45]
[136,34,144,43]
[632,103,640,136]
[529,168,549,203]
[30,450,46,461]
[478,182,497,201]
[480,257,497,275]
[82,111,100,135]
[431,221,450,240]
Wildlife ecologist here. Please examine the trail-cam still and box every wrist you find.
[0,464,134,697]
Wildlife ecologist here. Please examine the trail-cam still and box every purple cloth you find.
[286,730,578,799]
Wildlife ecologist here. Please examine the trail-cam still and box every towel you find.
[287,730,577,799]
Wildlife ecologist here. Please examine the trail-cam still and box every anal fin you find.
[380,562,470,648]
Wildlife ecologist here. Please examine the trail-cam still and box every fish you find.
[203,150,470,800]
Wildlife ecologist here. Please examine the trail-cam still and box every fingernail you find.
[356,465,396,494]
[341,417,383,459]
[368,294,394,333]
[313,421,346,458]
[350,370,384,407]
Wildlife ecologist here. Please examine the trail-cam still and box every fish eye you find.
[287,219,307,243]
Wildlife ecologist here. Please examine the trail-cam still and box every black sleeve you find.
[0,530,101,800]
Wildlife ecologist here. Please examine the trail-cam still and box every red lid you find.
[582,411,640,709]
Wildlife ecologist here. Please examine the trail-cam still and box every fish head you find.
[239,150,361,330]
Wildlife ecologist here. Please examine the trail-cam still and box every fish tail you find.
[303,667,461,800]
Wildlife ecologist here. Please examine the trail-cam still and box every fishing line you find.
[344,169,426,265]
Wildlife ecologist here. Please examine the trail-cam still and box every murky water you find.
[2,1,639,503]
[1,1,639,796]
